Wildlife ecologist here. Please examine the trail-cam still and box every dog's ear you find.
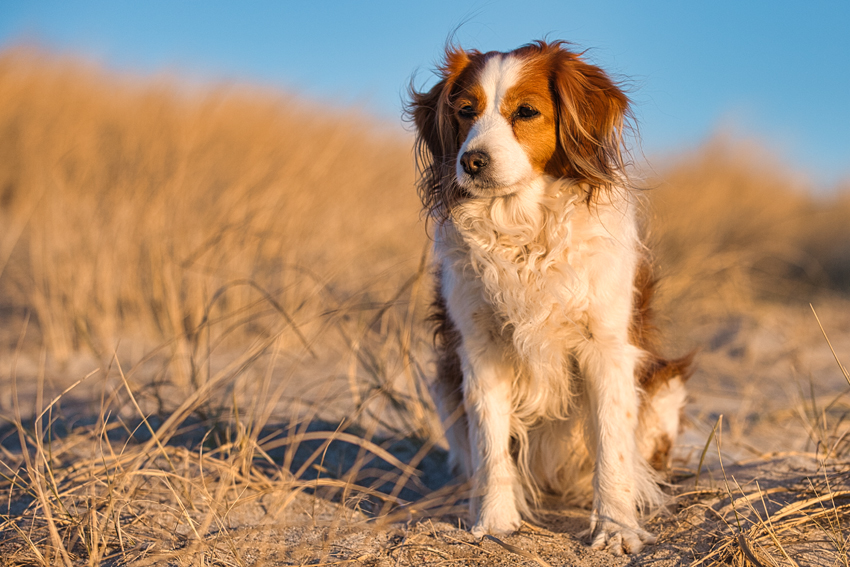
[410,47,470,162]
[407,47,471,218]
[410,79,449,168]
[551,47,629,192]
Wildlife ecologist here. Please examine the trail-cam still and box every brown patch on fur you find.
[407,47,478,221]
[549,45,630,198]
[500,58,558,175]
[498,41,630,201]
[408,48,522,222]
[429,273,467,473]
[631,258,695,396]
[648,434,672,471]
[451,77,487,133]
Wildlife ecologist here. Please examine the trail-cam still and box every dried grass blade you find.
[264,430,416,476]
[737,533,768,567]
[483,534,553,567]
[811,304,850,386]
[695,414,722,489]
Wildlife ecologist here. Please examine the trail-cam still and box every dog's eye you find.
[458,104,477,119]
[515,104,539,120]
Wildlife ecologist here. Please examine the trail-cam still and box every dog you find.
[407,41,692,555]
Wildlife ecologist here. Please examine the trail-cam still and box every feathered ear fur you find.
[550,45,630,196]
[406,47,473,220]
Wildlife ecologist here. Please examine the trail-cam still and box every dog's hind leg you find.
[637,368,691,470]
[630,258,694,470]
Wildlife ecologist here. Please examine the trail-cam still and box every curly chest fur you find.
[437,184,640,413]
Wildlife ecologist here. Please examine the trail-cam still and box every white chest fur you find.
[436,180,640,420]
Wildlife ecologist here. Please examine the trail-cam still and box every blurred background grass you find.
[0,49,428,368]
[1,48,848,366]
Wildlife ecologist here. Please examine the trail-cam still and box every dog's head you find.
[408,40,630,219]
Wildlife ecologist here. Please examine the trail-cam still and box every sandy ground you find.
[114,454,840,567]
[62,452,841,566]
[2,297,850,565]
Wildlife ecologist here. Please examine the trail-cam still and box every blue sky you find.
[2,0,848,187]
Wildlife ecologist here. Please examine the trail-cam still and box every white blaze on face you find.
[456,55,534,195]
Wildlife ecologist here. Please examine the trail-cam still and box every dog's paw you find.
[588,520,656,555]
[471,505,521,538]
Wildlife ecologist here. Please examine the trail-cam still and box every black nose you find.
[460,150,490,176]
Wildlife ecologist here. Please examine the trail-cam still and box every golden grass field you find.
[2,48,850,566]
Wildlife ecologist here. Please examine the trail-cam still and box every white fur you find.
[432,53,674,554]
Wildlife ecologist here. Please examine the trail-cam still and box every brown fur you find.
[630,259,695,469]
[631,259,695,398]
[427,277,470,476]
[499,60,559,175]
[429,282,464,434]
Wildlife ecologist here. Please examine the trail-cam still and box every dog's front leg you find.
[579,330,659,554]
[459,336,522,537]
[441,255,522,536]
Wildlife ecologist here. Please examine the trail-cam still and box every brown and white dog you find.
[407,41,692,555]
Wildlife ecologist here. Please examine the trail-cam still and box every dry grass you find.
[0,327,461,566]
[1,47,850,565]
[645,137,850,320]
[0,47,425,367]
